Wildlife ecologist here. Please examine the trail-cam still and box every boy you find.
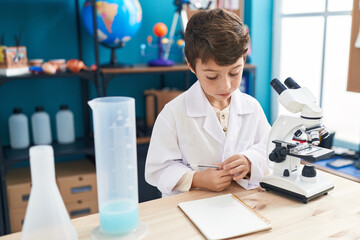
[145,9,270,196]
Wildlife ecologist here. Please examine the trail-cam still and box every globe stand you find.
[101,42,133,68]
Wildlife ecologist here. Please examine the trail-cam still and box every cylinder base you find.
[91,221,148,240]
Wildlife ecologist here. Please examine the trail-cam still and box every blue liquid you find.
[100,199,139,235]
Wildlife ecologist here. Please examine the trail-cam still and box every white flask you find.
[8,108,30,149]
[31,106,52,145]
[56,104,75,144]
[21,145,78,240]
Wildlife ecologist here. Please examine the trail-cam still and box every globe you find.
[82,0,142,48]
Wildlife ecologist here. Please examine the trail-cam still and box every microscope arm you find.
[267,115,302,157]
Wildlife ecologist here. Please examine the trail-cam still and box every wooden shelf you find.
[137,136,151,145]
[0,71,96,85]
[101,64,190,74]
[101,63,256,75]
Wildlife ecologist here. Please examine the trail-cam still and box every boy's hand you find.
[192,166,233,192]
[221,154,251,181]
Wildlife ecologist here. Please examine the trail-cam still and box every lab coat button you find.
[223,127,227,132]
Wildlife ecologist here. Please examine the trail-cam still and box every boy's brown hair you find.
[184,8,249,72]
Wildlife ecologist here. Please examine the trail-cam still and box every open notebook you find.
[178,194,271,240]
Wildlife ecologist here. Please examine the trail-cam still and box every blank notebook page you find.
[178,194,271,240]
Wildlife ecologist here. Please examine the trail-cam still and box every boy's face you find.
[189,57,244,109]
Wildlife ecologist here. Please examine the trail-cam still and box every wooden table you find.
[2,170,359,239]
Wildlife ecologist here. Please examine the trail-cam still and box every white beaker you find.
[89,97,147,240]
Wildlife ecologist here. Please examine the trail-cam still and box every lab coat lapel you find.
[186,81,225,144]
[203,108,225,144]
[225,90,253,148]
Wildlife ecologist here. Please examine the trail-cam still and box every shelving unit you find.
[0,0,102,235]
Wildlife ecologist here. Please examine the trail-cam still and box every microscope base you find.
[260,170,334,203]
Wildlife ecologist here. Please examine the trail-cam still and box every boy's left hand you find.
[220,154,251,181]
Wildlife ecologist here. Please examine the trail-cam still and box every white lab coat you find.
[145,81,271,196]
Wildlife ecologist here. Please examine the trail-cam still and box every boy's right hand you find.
[192,168,233,192]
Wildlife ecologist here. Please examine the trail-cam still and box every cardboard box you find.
[144,89,183,127]
[9,208,26,233]
[66,198,98,219]
[56,160,97,203]
[0,46,28,69]
[6,167,31,210]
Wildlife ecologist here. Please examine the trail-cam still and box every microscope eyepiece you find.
[284,77,301,89]
[270,78,287,95]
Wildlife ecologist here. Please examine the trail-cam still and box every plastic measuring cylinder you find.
[88,97,147,239]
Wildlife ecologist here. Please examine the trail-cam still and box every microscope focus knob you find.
[269,146,288,163]
[301,164,317,178]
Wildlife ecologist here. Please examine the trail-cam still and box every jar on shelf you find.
[56,104,75,144]
[8,108,30,149]
[31,106,52,145]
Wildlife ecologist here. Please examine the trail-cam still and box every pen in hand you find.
[174,160,221,170]
[187,164,221,170]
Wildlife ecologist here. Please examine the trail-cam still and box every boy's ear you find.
[185,57,196,74]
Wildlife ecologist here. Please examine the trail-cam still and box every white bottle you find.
[8,108,30,149]
[56,105,75,144]
[21,145,78,240]
[31,106,52,145]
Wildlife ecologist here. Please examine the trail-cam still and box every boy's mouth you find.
[218,92,231,97]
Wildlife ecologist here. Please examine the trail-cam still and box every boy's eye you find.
[229,72,240,77]
[207,76,218,80]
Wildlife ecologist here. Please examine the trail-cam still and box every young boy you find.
[145,9,270,196]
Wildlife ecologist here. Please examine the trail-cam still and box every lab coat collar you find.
[185,81,253,117]
[185,81,208,117]
[186,81,224,144]
[229,87,253,115]
[185,81,253,145]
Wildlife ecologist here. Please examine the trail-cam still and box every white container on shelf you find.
[21,145,78,240]
[31,106,52,145]
[8,108,30,149]
[56,104,75,144]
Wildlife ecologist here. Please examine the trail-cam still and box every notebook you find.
[178,194,271,240]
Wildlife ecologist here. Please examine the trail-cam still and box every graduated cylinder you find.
[88,97,139,235]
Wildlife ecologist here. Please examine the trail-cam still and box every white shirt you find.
[145,81,271,196]
[213,105,230,135]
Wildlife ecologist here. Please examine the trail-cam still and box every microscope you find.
[260,78,335,203]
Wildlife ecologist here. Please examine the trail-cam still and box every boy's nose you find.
[221,76,232,91]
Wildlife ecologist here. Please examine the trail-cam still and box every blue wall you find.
[0,0,273,145]
[245,0,273,120]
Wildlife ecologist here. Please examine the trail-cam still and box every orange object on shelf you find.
[153,23,168,38]
[67,59,87,73]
